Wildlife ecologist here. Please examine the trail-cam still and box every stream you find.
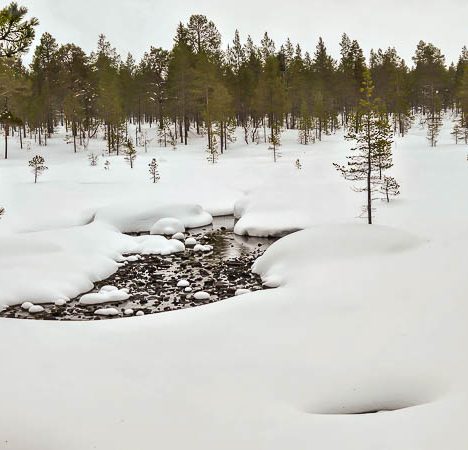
[0,216,277,320]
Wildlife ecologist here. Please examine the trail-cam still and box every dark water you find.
[0,217,276,321]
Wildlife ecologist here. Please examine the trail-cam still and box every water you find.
[1,216,277,321]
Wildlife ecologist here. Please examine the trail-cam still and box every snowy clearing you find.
[1,121,468,450]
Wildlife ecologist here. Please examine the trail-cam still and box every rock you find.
[124,309,134,316]
[136,311,145,316]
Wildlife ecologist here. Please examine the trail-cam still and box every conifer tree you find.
[381,176,400,202]
[298,101,314,145]
[334,70,393,224]
[29,154,47,183]
[148,158,160,183]
[268,126,281,162]
[0,2,38,57]
[124,139,136,168]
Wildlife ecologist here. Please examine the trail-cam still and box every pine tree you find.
[29,154,47,183]
[298,101,314,145]
[451,120,464,144]
[88,153,98,166]
[148,158,160,183]
[381,176,400,202]
[268,126,281,162]
[124,139,137,168]
[334,71,393,224]
[206,133,218,163]
[0,3,38,57]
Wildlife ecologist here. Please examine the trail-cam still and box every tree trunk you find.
[4,124,8,159]
[367,119,372,225]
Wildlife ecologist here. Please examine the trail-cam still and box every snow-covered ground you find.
[1,119,468,449]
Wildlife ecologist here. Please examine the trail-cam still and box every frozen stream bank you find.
[1,217,277,320]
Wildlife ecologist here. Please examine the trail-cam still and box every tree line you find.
[0,4,467,159]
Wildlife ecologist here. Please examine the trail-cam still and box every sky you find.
[20,0,468,66]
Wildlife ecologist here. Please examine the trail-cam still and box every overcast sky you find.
[20,0,468,66]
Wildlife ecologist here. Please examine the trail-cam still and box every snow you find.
[130,235,185,255]
[79,286,130,305]
[1,120,468,449]
[193,244,213,252]
[94,307,120,316]
[177,279,190,288]
[193,291,211,300]
[172,232,185,240]
[184,236,197,246]
[94,202,212,233]
[28,305,44,314]
[235,288,251,296]
[150,217,185,235]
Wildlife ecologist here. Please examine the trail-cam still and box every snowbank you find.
[79,286,130,305]
[0,222,185,307]
[150,217,185,235]
[94,202,212,233]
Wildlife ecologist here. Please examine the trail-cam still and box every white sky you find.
[21,0,468,66]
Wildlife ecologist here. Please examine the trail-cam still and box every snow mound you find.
[79,286,130,305]
[193,244,213,253]
[177,279,190,288]
[150,217,185,235]
[194,291,210,301]
[94,307,120,316]
[185,237,197,246]
[172,232,185,241]
[28,305,44,314]
[129,235,185,255]
[94,203,212,233]
[253,224,425,286]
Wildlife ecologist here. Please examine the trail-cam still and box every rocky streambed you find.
[0,217,276,321]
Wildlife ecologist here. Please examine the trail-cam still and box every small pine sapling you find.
[104,159,111,171]
[269,127,281,162]
[88,153,98,166]
[148,158,160,183]
[381,176,400,203]
[29,155,48,183]
[206,134,219,164]
[451,120,464,144]
[295,158,302,170]
[124,139,137,168]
